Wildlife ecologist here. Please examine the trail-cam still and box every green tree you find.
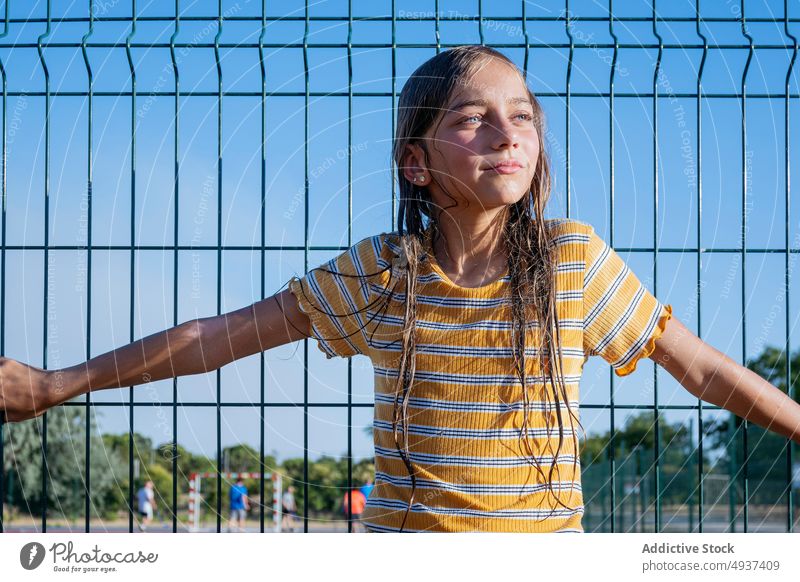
[580,411,711,507]
[701,346,800,505]
[2,407,126,520]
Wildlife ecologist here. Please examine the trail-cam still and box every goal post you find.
[188,471,283,532]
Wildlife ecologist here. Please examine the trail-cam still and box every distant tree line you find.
[1,412,374,523]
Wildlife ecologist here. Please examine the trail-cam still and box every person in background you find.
[136,480,156,532]
[281,485,298,532]
[227,476,250,533]
[342,488,367,532]
[360,478,374,500]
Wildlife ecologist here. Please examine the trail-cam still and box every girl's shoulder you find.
[544,218,594,257]
[377,231,402,260]
[540,219,594,274]
[329,232,395,268]
[336,232,401,284]
[544,217,593,237]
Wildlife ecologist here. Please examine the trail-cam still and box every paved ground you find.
[3,507,797,533]
[583,506,800,533]
[1,519,363,533]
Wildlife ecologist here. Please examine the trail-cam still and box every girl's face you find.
[404,60,540,219]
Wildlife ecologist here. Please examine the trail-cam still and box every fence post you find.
[274,473,282,533]
[688,418,695,533]
[635,445,642,533]
[618,438,626,532]
[600,446,608,532]
[728,415,737,532]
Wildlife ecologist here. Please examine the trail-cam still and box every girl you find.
[1,45,799,533]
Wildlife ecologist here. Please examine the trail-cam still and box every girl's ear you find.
[402,141,429,184]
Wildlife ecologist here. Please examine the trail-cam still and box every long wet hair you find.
[287,45,586,532]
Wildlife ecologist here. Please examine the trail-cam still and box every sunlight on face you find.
[422,59,540,217]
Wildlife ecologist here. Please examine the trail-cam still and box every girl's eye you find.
[461,113,534,125]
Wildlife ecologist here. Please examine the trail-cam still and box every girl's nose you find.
[491,124,520,150]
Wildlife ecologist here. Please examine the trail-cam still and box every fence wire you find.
[0,0,798,534]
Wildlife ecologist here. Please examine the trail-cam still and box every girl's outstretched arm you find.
[0,287,311,423]
[650,316,800,445]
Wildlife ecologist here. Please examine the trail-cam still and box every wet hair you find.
[284,45,585,532]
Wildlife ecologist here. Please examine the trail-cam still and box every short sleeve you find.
[288,234,388,359]
[582,225,673,376]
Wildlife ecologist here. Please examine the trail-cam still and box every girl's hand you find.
[0,356,59,423]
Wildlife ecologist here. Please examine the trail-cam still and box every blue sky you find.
[1,0,799,472]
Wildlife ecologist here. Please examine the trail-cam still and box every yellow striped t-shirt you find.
[288,217,673,533]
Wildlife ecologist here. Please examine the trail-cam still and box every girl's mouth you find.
[486,164,522,175]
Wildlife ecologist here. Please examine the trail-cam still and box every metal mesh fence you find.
[0,0,798,533]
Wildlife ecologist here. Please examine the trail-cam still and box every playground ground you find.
[0,516,361,533]
[2,505,798,533]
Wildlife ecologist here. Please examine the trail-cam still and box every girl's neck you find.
[427,212,508,285]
